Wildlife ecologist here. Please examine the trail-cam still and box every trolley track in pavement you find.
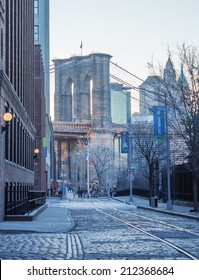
[97,199,199,237]
[88,198,199,260]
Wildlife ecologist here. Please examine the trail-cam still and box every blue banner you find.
[121,132,129,153]
[153,106,165,139]
[42,146,47,158]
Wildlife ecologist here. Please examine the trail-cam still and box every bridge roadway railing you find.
[53,121,91,133]
[52,121,127,135]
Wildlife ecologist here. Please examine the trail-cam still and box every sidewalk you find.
[113,196,199,220]
[0,195,198,234]
[0,197,75,233]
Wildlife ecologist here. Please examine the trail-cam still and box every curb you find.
[4,204,48,221]
[112,197,199,220]
[137,205,199,220]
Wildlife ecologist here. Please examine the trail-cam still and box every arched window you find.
[0,29,3,60]
[63,77,74,121]
[81,75,93,120]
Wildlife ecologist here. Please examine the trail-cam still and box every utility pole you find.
[165,93,173,210]
[86,143,90,196]
[129,124,133,203]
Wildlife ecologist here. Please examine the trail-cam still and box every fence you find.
[4,190,46,215]
[161,165,199,202]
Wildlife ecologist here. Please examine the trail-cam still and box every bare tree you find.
[87,145,115,188]
[152,44,199,211]
[131,119,166,203]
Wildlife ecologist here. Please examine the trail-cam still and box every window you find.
[0,29,3,60]
[34,0,39,15]
[34,25,39,41]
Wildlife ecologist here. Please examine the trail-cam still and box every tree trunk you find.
[148,166,154,205]
[192,171,198,211]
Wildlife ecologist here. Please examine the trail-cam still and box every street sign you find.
[130,163,139,169]
[61,161,69,165]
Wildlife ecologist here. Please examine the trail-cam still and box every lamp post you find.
[128,124,133,203]
[129,140,133,203]
[33,148,39,159]
[82,137,90,197]
[86,142,90,196]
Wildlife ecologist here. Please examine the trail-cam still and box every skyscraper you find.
[111,83,131,124]
[34,0,50,115]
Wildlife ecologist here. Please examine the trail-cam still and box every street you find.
[0,198,199,260]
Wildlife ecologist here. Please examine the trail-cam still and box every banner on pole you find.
[121,131,129,153]
[153,106,165,140]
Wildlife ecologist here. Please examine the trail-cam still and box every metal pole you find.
[129,126,133,203]
[86,143,90,196]
[165,93,173,210]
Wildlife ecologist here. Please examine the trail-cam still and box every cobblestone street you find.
[0,198,199,260]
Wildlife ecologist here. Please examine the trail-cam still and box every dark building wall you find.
[5,0,35,123]
[34,44,46,191]
[0,0,36,220]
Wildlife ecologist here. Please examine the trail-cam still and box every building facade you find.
[110,83,130,178]
[34,0,54,195]
[34,0,50,115]
[139,75,163,116]
[0,0,36,220]
[111,83,131,125]
[34,45,46,191]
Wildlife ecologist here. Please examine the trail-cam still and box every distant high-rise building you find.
[139,57,177,116]
[111,83,131,124]
[139,75,162,116]
[110,83,131,176]
[34,0,50,115]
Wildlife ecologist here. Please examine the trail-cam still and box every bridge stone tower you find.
[54,53,112,128]
[53,53,116,190]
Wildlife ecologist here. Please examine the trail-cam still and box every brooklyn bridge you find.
[52,53,129,192]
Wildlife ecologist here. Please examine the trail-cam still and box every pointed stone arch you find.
[62,77,74,121]
[53,53,112,126]
[80,74,92,120]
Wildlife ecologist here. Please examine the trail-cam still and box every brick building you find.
[0,0,38,220]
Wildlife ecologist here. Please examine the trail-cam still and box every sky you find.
[49,0,199,116]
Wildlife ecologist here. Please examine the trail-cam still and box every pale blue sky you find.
[50,0,199,115]
[50,0,199,78]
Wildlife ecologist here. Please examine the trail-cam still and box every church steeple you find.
[164,56,176,83]
[178,64,188,87]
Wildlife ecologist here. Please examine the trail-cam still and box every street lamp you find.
[33,148,39,159]
[82,137,90,197]
[86,140,90,197]
[1,112,12,133]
